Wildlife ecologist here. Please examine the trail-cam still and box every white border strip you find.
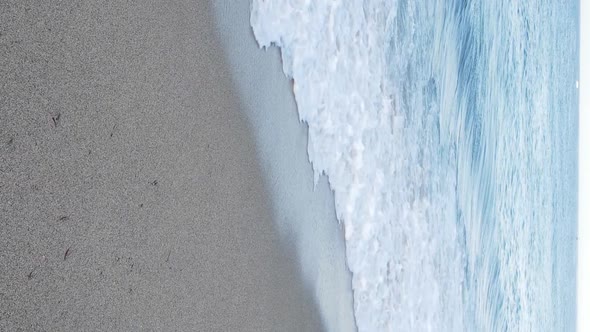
[578,1,587,330]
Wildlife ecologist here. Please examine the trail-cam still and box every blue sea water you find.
[441,1,579,330]
[251,0,579,330]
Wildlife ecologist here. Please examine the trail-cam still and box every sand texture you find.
[0,1,324,331]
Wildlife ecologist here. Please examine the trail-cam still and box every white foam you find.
[251,1,466,330]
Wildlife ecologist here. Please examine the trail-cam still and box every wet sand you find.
[212,1,357,331]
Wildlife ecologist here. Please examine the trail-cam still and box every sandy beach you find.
[0,0,326,330]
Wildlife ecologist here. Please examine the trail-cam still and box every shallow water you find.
[251,0,578,331]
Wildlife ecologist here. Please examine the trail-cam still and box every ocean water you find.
[250,0,578,331]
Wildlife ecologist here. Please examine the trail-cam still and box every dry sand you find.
[0,0,325,330]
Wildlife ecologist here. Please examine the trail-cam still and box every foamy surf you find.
[251,1,465,330]
[251,0,578,331]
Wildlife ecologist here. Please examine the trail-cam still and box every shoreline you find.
[212,1,357,331]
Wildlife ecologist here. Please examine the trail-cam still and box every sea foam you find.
[250,0,578,330]
[251,1,465,330]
